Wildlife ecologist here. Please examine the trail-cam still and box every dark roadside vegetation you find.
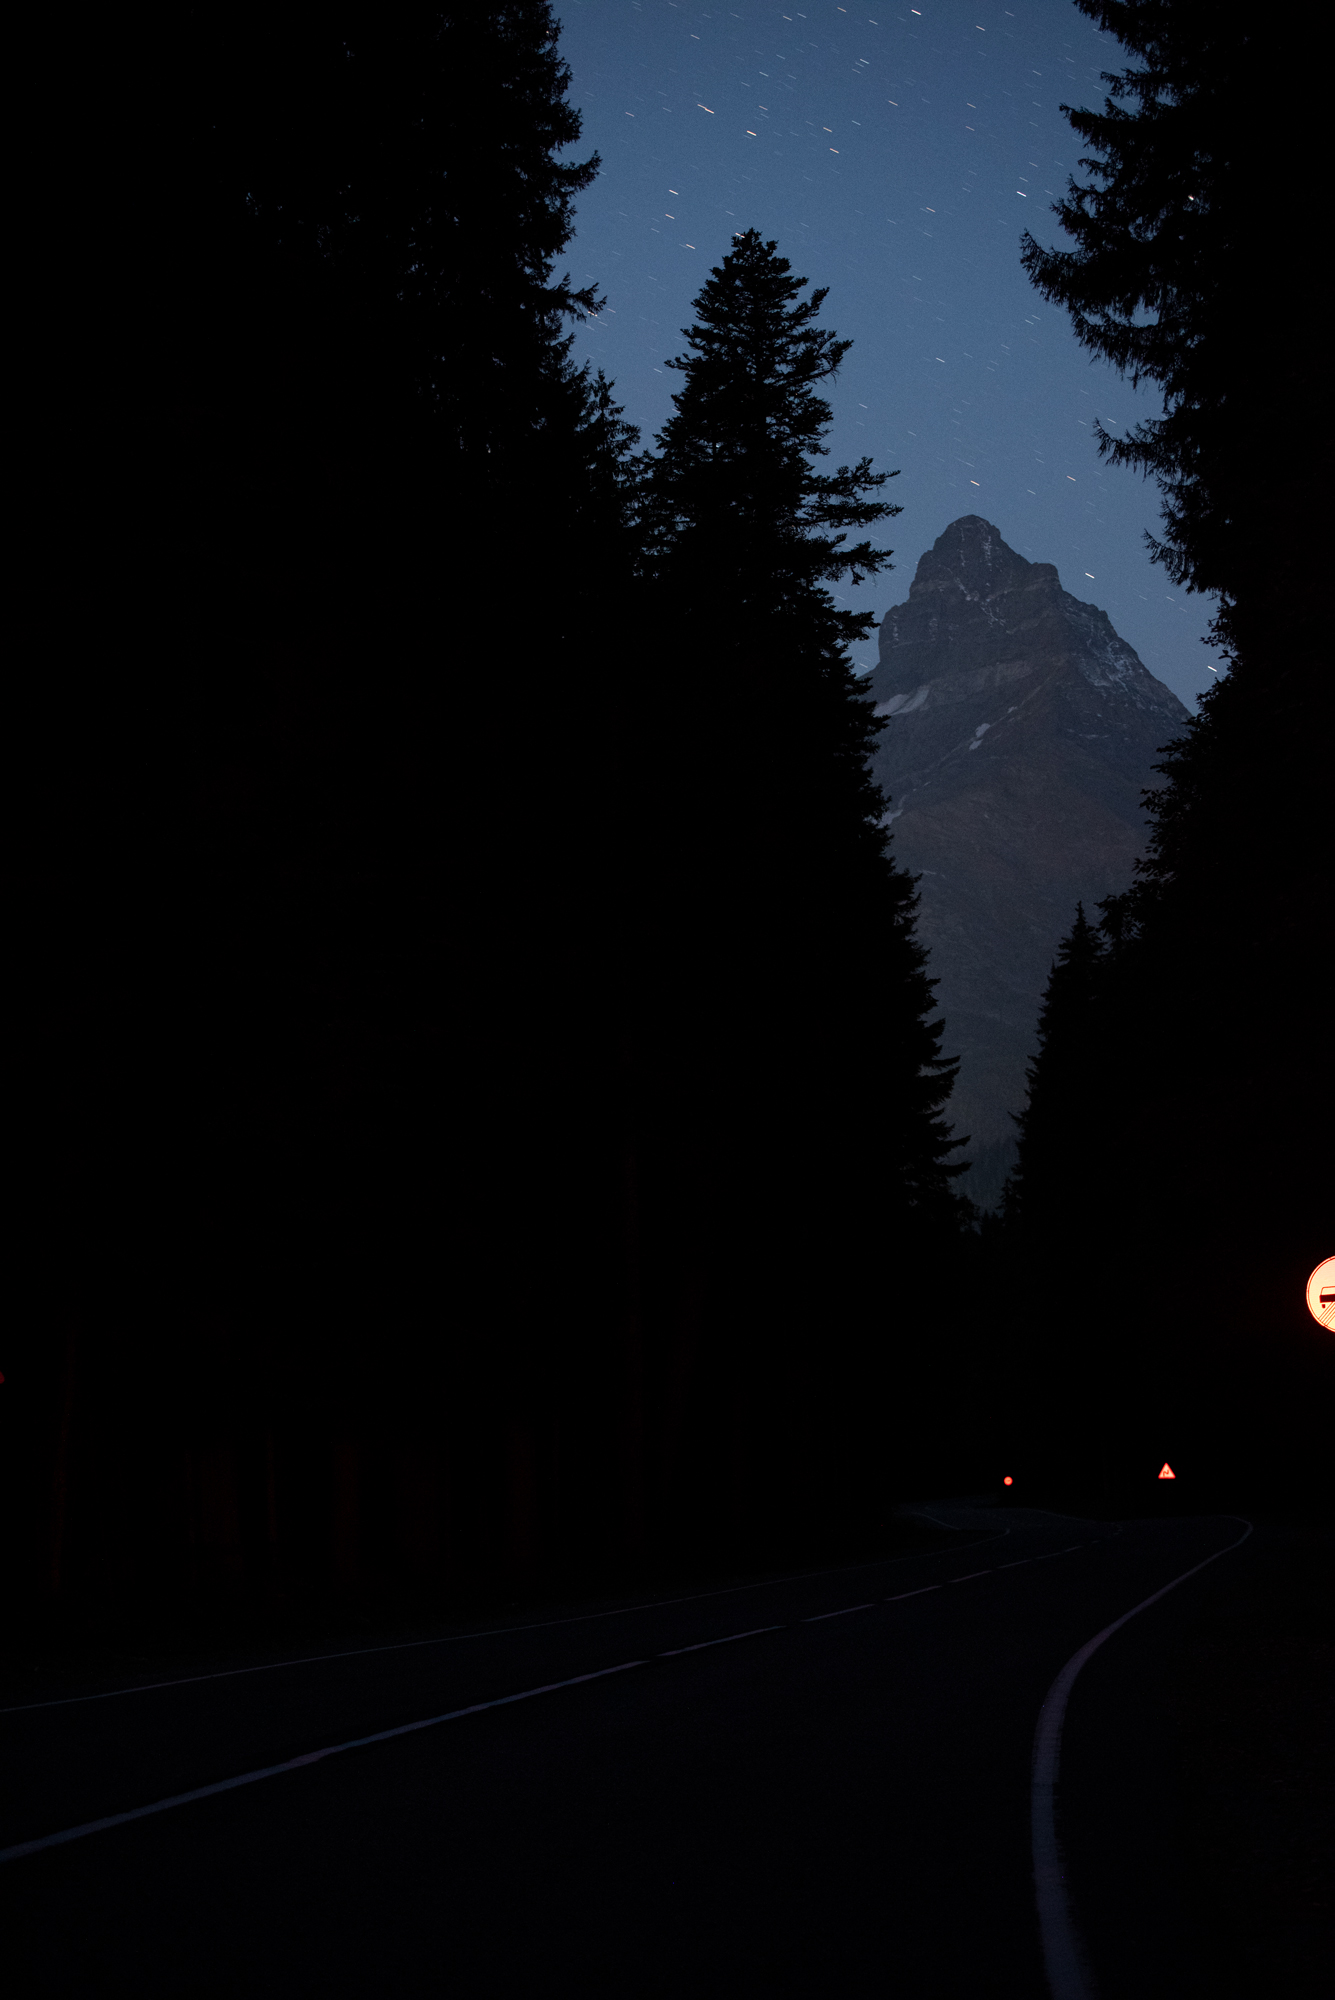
[7,2,1330,1985]
[1165,1515,1334,2000]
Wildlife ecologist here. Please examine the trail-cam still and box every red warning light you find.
[1157,1462,1176,1480]
[1002,1475,1013,1487]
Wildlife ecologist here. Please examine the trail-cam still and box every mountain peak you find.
[909,516,1045,606]
[875,517,1180,722]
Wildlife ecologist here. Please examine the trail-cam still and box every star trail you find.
[558,0,1220,702]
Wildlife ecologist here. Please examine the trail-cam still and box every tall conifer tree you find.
[628,232,964,1539]
[1018,0,1320,666]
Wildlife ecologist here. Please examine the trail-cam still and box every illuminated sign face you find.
[1307,1257,1335,1332]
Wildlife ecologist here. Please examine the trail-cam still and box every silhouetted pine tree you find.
[183,4,603,524]
[1018,0,1320,673]
[626,232,964,1543]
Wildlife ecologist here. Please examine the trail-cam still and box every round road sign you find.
[1306,1257,1335,1331]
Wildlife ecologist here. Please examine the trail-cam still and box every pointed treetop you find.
[646,228,900,619]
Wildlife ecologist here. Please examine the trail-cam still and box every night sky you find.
[557,0,1221,706]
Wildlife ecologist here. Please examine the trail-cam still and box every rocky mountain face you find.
[869,516,1189,1210]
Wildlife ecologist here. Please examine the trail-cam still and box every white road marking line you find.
[3,1535,1070,1864]
[951,1570,993,1582]
[1031,1518,1254,2000]
[3,1618,810,1862]
[0,1535,1010,1716]
[657,1625,785,1656]
[998,1560,1031,1568]
[0,1660,651,1867]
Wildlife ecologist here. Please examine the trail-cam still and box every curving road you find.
[1,1507,1252,1997]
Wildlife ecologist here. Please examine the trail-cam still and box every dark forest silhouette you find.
[1001,0,1331,1506]
[10,5,974,1624]
[7,1,1329,1631]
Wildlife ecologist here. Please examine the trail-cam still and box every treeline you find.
[9,4,975,1618]
[1000,0,1332,1505]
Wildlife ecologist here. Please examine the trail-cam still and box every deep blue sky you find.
[556,0,1221,705]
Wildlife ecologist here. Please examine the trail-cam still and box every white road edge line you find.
[951,1570,993,1582]
[0,1533,1012,1717]
[885,1585,940,1600]
[1031,1517,1254,2000]
[802,1604,875,1621]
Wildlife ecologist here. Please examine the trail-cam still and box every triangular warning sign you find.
[1157,1462,1176,1480]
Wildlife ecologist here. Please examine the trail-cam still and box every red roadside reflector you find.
[1003,1475,1013,1487]
[1157,1462,1175,1480]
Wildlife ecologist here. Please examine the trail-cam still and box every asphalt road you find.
[1,1507,1254,1997]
